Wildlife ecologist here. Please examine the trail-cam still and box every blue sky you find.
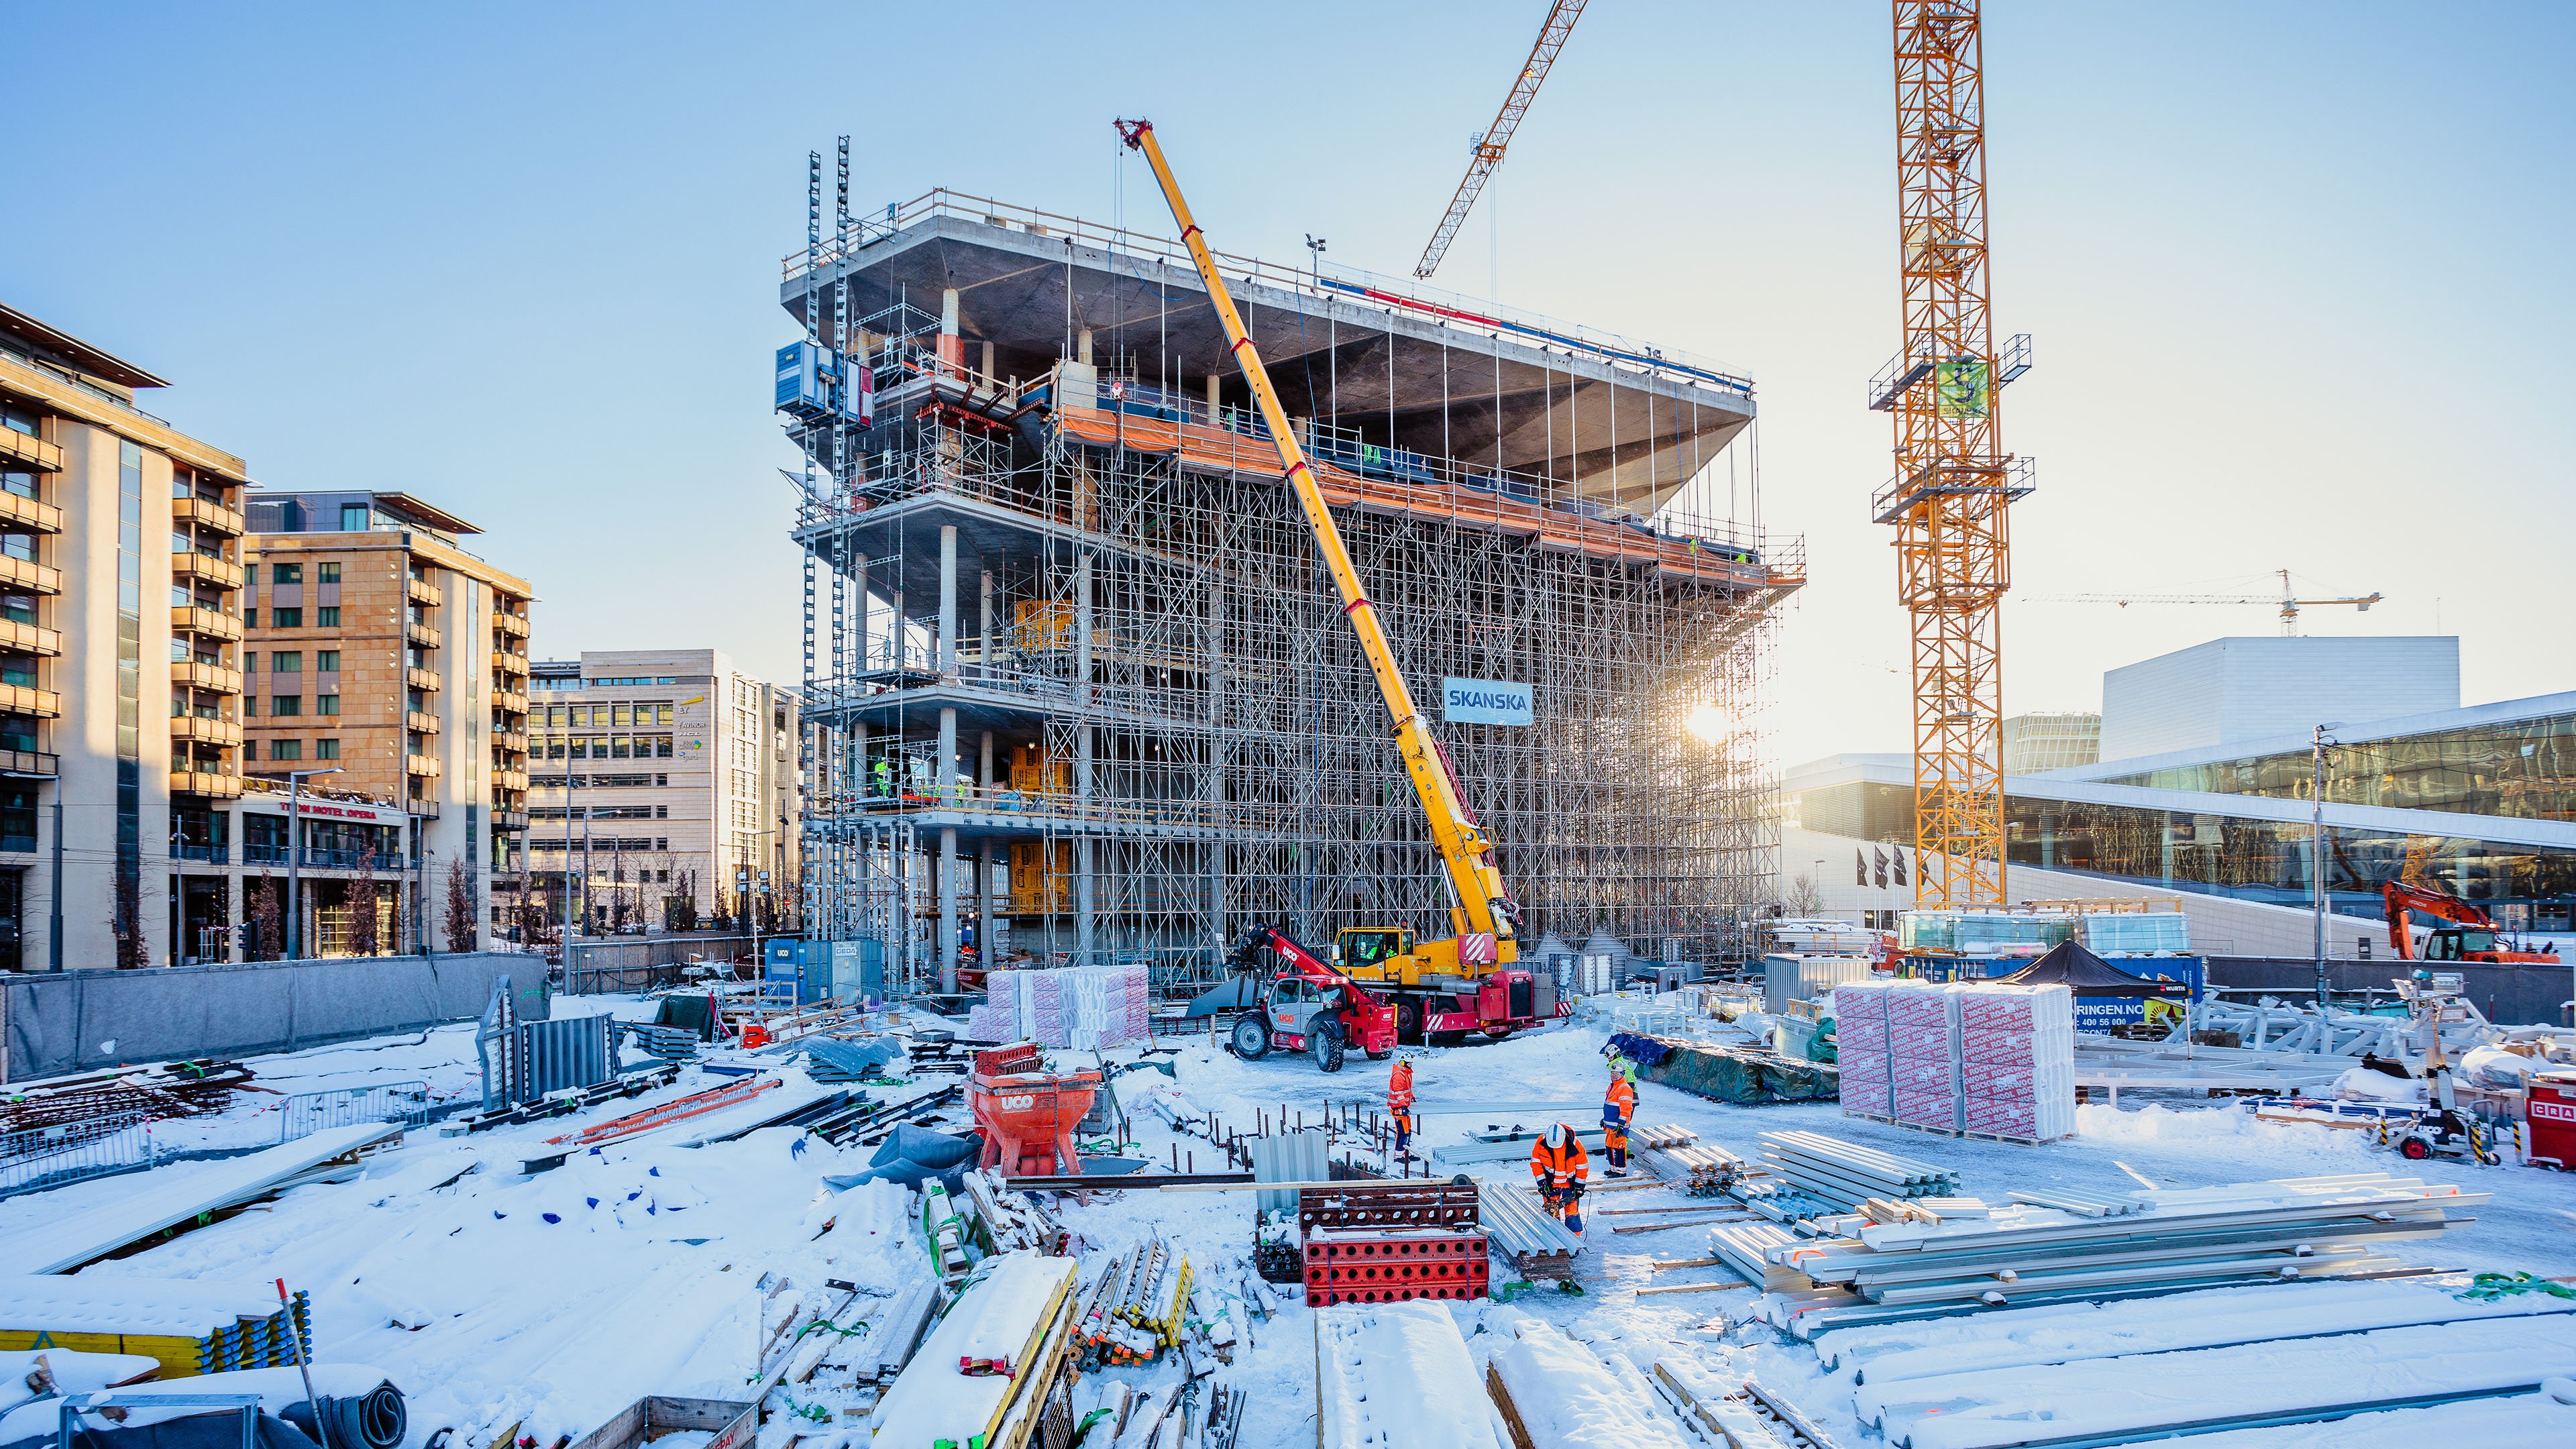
[9,2,2570,757]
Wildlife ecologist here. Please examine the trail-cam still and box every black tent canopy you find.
[1998,942,2190,998]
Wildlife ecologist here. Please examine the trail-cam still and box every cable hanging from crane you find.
[1415,1,1588,280]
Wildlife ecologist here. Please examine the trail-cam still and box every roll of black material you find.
[280,1383,405,1449]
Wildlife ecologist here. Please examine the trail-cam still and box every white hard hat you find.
[1546,1123,1570,1150]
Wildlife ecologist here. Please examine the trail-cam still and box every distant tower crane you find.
[1414,1,1587,280]
[2041,570,2385,637]
[1872,1,2033,910]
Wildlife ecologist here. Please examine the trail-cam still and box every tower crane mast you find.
[1878,0,2032,910]
[1414,1,1588,280]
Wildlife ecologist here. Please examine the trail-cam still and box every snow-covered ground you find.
[7,1005,2575,1449]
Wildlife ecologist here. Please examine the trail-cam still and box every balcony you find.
[494,727,529,753]
[493,808,529,833]
[0,749,58,778]
[172,496,245,537]
[172,842,230,865]
[170,551,244,590]
[407,709,441,735]
[0,491,62,534]
[170,715,243,747]
[492,611,529,639]
[171,660,244,695]
[490,650,529,678]
[171,605,242,643]
[0,683,62,718]
[0,555,62,596]
[0,619,60,657]
[406,666,441,693]
[407,576,443,608]
[0,429,60,474]
[405,753,441,777]
[170,769,244,799]
[492,688,527,715]
[407,621,441,649]
[495,768,529,793]
[245,842,288,865]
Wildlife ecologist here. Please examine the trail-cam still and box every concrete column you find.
[980,339,996,380]
[938,525,958,675]
[980,731,994,792]
[1205,373,1220,420]
[1077,329,1093,366]
[938,707,958,804]
[939,826,959,993]
[977,570,993,679]
[941,289,960,337]
[980,843,1000,971]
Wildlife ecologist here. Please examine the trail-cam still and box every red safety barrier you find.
[1303,1229,1491,1306]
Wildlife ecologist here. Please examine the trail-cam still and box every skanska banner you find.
[1442,677,1533,726]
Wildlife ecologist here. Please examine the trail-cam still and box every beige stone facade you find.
[524,649,798,936]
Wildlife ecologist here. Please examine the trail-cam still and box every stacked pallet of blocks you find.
[1831,981,1892,1117]
[966,965,1151,1048]
[1886,983,1960,1132]
[1960,983,2076,1140]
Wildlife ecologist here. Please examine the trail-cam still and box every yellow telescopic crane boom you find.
[1116,118,1521,963]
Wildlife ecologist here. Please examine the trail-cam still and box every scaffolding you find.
[782,176,1802,998]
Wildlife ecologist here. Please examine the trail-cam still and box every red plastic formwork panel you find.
[1303,1232,1491,1306]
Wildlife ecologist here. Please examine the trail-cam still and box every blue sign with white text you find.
[1443,677,1533,726]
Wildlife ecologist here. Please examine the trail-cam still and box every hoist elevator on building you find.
[1442,677,1533,727]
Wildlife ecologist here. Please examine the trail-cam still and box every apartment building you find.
[244,491,533,953]
[0,303,262,969]
[525,649,798,936]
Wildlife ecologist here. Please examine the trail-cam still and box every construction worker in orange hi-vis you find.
[1601,1055,1638,1177]
[1530,1123,1589,1234]
[1387,1056,1417,1161]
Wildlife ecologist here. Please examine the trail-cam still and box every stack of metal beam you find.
[1477,1183,1582,1278]
[1757,1131,1961,1211]
[1749,1172,2486,1338]
[1637,1138,1744,1196]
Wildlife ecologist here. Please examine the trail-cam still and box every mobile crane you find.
[2381,879,2562,965]
[1116,119,1551,1050]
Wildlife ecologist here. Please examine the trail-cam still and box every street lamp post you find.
[284,767,342,961]
[2310,724,2341,1012]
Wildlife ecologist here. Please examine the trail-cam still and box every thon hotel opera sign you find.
[1442,678,1532,727]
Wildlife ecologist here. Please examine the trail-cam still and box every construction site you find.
[8,5,2576,1449]
[779,176,1794,994]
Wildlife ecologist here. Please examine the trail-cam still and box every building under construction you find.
[777,167,1802,994]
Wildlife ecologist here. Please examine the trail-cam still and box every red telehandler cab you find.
[1226,926,1399,1073]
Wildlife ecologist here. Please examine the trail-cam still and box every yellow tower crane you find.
[1872,0,2034,908]
[1413,1,1588,280]
[1115,119,1523,991]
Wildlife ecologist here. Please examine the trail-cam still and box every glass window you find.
[242,739,256,761]
[272,739,302,761]
[339,504,368,531]
[317,606,339,627]
[271,607,302,629]
[272,564,302,584]
[612,736,631,759]
[317,694,339,716]
[241,607,259,628]
[655,736,673,758]
[244,651,257,673]
[272,696,301,716]
[317,739,339,760]
[318,562,340,584]
[317,650,339,672]
[272,652,301,672]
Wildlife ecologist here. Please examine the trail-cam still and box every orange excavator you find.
[2381,879,2561,964]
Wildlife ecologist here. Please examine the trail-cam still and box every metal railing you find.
[277,1081,431,1143]
[1,1110,159,1199]
[783,188,1753,396]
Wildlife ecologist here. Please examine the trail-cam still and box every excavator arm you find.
[2381,879,2494,961]
[1117,119,1520,959]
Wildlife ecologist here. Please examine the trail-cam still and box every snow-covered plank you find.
[869,1252,1075,1446]
[1874,1314,2576,1449]
[1486,1319,1690,1449]
[1314,1299,1501,1449]
[0,1122,401,1273]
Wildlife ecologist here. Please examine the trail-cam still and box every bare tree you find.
[111,869,146,969]
[345,839,382,957]
[443,859,477,953]
[1784,871,1825,917]
[249,873,284,961]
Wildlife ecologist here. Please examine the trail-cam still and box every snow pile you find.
[1315,1300,1500,1449]
[1489,1318,1690,1449]
[2335,1066,2425,1103]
